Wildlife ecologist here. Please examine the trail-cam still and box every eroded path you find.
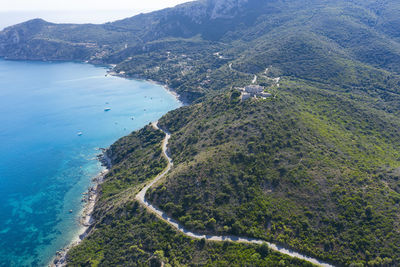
[135,122,334,267]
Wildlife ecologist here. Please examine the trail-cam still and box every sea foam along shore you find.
[50,151,111,267]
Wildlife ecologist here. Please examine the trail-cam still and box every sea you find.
[0,59,181,266]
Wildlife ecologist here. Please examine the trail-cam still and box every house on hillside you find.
[240,85,271,100]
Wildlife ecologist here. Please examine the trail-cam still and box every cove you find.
[0,59,181,266]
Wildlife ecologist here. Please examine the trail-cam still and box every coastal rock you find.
[51,168,109,267]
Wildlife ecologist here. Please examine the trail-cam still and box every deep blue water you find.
[0,59,181,266]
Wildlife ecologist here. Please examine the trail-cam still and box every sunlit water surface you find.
[0,59,181,266]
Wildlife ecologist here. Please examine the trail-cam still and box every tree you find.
[365,205,373,220]
[207,218,217,229]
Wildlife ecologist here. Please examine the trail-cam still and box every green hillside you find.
[67,125,313,266]
[3,0,400,102]
[148,83,400,266]
[3,0,400,266]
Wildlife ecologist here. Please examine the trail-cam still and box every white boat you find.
[104,107,111,111]
[77,132,83,136]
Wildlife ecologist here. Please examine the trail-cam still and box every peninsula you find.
[1,0,400,266]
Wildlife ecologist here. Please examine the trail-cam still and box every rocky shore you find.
[51,151,111,267]
[50,66,181,267]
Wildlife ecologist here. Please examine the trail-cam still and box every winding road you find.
[135,122,334,267]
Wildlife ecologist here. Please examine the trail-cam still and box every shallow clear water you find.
[0,59,181,266]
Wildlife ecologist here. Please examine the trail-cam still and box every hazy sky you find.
[0,0,193,29]
[0,0,192,11]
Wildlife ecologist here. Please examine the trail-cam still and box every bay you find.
[0,59,181,266]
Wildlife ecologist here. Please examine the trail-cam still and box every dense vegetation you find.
[148,86,400,266]
[99,125,167,201]
[68,204,313,266]
[68,125,312,266]
[3,0,400,266]
[4,0,400,102]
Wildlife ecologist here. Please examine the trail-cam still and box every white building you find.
[240,85,271,100]
[244,85,264,94]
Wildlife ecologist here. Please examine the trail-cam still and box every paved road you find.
[136,122,335,267]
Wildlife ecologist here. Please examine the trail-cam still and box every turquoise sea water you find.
[0,59,181,266]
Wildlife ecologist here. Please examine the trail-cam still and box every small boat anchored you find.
[104,107,111,112]
[77,132,83,136]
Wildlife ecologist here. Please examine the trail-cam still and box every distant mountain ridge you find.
[2,1,400,266]
[2,0,400,70]
[0,0,262,60]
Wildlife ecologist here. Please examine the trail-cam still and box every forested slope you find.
[3,0,400,102]
[148,83,400,266]
[67,126,313,266]
[2,0,400,266]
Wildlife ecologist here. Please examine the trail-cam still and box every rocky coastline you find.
[50,64,182,267]
[51,151,111,267]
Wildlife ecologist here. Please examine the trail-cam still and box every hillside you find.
[3,0,400,102]
[148,85,400,266]
[2,0,400,266]
[66,125,313,266]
